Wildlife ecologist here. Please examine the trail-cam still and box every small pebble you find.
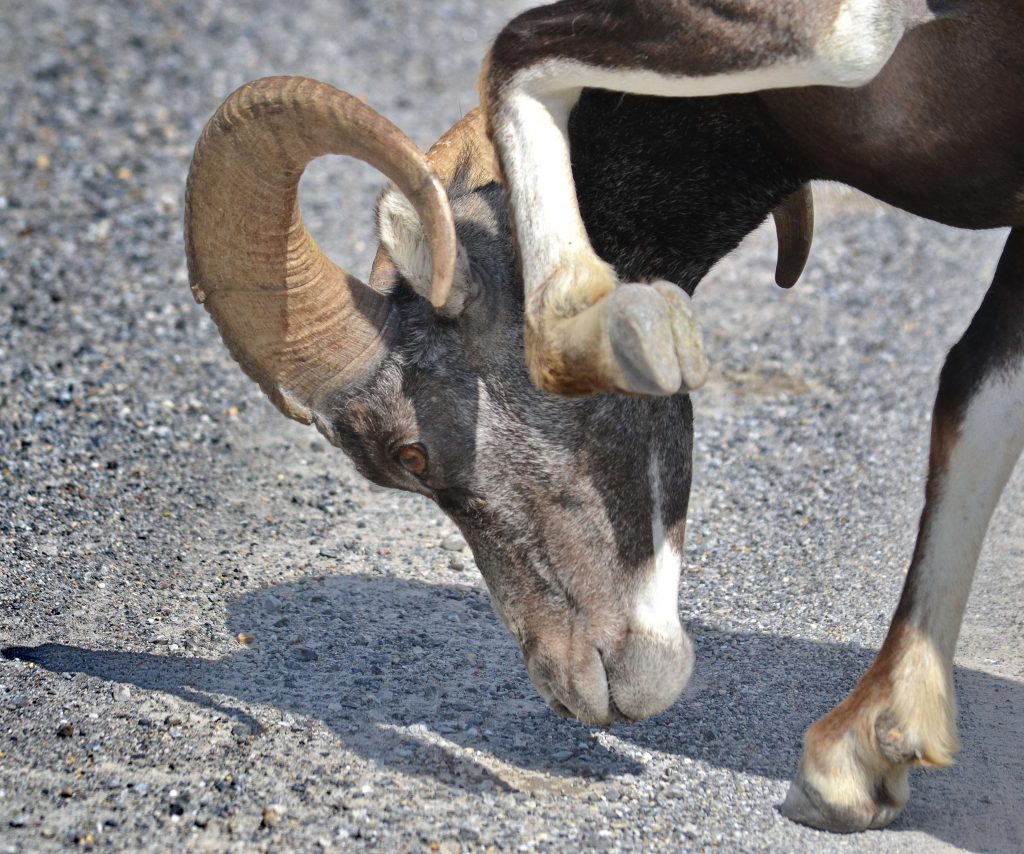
[112,685,131,702]
[440,535,467,552]
[261,804,287,828]
[292,647,318,662]
[56,722,74,738]
[236,633,255,646]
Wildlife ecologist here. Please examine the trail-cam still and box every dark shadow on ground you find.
[5,572,1022,849]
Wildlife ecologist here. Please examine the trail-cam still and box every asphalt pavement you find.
[1,1,1021,851]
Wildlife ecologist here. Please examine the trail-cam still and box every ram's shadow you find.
[3,573,646,791]
[5,572,1022,849]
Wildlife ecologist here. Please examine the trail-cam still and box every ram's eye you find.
[396,443,428,477]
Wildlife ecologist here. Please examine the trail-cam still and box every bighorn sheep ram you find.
[185,0,1023,835]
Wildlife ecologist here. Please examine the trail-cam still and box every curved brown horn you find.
[185,76,458,428]
[425,107,502,189]
[772,184,814,289]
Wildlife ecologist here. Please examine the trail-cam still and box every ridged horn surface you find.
[772,184,815,289]
[426,107,502,189]
[185,76,458,427]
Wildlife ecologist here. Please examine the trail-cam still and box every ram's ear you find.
[377,186,474,316]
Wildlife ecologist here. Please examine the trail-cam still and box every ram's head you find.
[186,77,811,725]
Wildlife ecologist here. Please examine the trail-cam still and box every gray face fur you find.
[327,179,696,725]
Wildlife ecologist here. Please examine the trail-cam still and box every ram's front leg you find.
[482,0,916,395]
[485,71,709,396]
[784,229,1024,831]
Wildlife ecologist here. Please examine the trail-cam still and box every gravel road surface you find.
[1,2,1021,852]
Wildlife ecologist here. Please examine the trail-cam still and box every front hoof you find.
[781,709,919,834]
[780,774,905,833]
[606,283,708,396]
[528,281,708,397]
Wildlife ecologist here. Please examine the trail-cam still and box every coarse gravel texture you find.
[1,2,1022,852]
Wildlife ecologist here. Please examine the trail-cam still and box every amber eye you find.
[396,443,428,477]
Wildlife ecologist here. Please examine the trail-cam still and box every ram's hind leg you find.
[783,229,1024,832]
[483,0,920,396]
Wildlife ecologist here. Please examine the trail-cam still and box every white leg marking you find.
[489,84,589,295]
[888,364,1024,768]
[911,366,1024,661]
[631,453,683,637]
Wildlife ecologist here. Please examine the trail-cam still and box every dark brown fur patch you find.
[484,0,1024,231]
[484,0,841,92]
[759,4,1024,229]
